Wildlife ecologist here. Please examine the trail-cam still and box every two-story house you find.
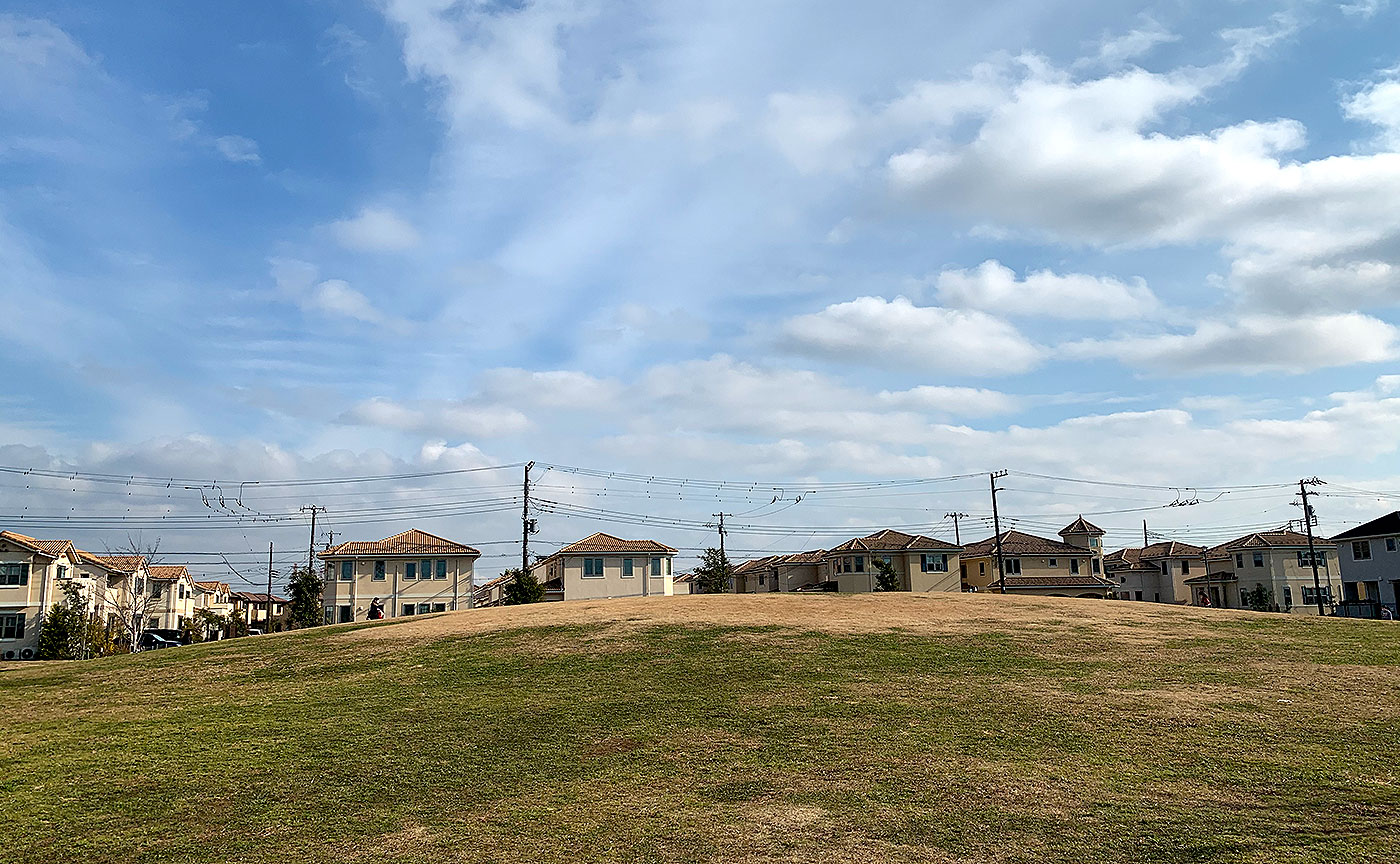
[731,550,826,593]
[536,533,677,601]
[820,530,962,593]
[1189,530,1337,614]
[960,520,1113,598]
[319,528,481,623]
[193,580,234,638]
[231,591,290,631]
[1103,540,1206,604]
[0,531,86,660]
[1333,512,1400,618]
[146,565,200,631]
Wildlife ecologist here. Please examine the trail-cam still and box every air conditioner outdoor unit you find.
[2,650,14,661]
[19,648,36,660]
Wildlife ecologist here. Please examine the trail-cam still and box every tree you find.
[502,568,545,605]
[1242,584,1275,613]
[692,548,734,594]
[872,557,901,592]
[285,565,325,628]
[36,582,89,660]
[102,536,163,653]
[193,608,231,641]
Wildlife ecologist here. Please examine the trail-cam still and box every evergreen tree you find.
[693,548,734,594]
[502,568,545,605]
[872,557,901,591]
[285,565,325,628]
[36,582,88,660]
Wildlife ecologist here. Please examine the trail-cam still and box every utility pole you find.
[300,505,325,571]
[1298,477,1327,616]
[1143,520,1149,549]
[324,530,337,550]
[945,512,969,546]
[990,471,1009,594]
[712,512,731,560]
[265,542,274,633]
[521,461,535,573]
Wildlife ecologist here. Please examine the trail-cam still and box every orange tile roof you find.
[0,530,75,558]
[320,528,481,558]
[734,550,829,575]
[76,551,146,572]
[148,565,193,581]
[552,532,678,555]
[194,580,230,592]
[1206,530,1334,556]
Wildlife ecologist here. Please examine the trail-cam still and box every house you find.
[74,551,148,639]
[1189,530,1338,614]
[1331,512,1400,618]
[1103,541,1206,604]
[193,580,234,638]
[146,565,201,631]
[0,531,86,660]
[474,572,514,607]
[535,533,677,601]
[731,550,827,593]
[959,521,1113,598]
[318,528,481,623]
[822,530,962,593]
[230,592,290,631]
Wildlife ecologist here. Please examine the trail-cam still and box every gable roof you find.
[734,550,828,575]
[148,565,194,581]
[76,551,146,573]
[194,580,230,592]
[231,591,288,604]
[0,530,75,559]
[1332,511,1400,541]
[1104,541,1205,570]
[962,530,1093,558]
[1058,516,1105,537]
[827,529,960,554]
[320,528,481,558]
[1206,530,1334,556]
[552,532,677,555]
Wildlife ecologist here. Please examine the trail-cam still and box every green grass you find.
[3,598,1400,863]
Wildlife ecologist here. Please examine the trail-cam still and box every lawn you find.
[3,593,1399,864]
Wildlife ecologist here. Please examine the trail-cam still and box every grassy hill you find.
[4,593,1400,864]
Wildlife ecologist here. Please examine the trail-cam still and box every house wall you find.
[962,552,1094,591]
[825,551,959,593]
[1339,535,1400,614]
[1217,547,1338,614]
[0,540,84,658]
[552,554,675,600]
[321,554,478,622]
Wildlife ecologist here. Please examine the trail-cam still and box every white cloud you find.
[780,296,1042,375]
[339,396,529,439]
[765,92,864,174]
[213,134,261,164]
[876,385,1020,416]
[269,258,398,327]
[935,260,1159,320]
[1344,73,1400,151]
[329,207,422,252]
[1066,313,1400,374]
[1340,0,1388,18]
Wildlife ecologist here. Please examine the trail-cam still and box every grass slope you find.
[3,594,1400,864]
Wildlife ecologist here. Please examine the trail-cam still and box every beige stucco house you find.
[537,533,676,601]
[146,565,201,631]
[0,531,87,660]
[1103,540,1206,604]
[960,520,1113,598]
[1190,530,1337,614]
[231,591,290,630]
[319,528,481,623]
[731,550,826,593]
[823,530,962,593]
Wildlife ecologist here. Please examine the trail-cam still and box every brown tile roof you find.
[1000,574,1115,589]
[194,580,230,592]
[1104,541,1205,570]
[148,565,193,581]
[552,532,677,555]
[735,549,829,575]
[0,530,75,559]
[231,591,288,603]
[320,528,482,558]
[827,529,960,554]
[962,530,1093,558]
[1184,572,1239,585]
[76,551,146,572]
[1058,516,1105,537]
[1206,530,1335,556]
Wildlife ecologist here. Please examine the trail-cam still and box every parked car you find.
[246,627,264,636]
[136,632,180,651]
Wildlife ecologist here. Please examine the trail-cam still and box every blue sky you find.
[3,0,1400,579]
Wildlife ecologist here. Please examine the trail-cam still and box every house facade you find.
[231,592,290,630]
[536,533,677,601]
[823,530,962,594]
[0,531,86,660]
[960,521,1113,598]
[1191,530,1338,614]
[146,565,200,631]
[731,550,826,593]
[1332,512,1400,618]
[1103,541,1206,604]
[319,528,481,623]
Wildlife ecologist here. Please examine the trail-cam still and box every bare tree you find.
[101,535,164,652]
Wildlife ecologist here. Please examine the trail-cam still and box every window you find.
[1181,560,1190,575]
[0,612,25,640]
[1302,585,1334,605]
[1092,558,1101,574]
[432,603,447,613]
[420,559,432,580]
[340,561,353,581]
[921,554,948,573]
[1070,559,1080,575]
[402,604,416,616]
[854,556,865,573]
[1283,585,1292,608]
[622,558,634,578]
[1090,538,1100,548]
[373,561,386,581]
[324,607,334,625]
[1234,553,1243,568]
[418,603,432,615]
[56,565,68,580]
[582,558,604,578]
[1047,558,1057,568]
[405,562,417,580]
[1297,551,1325,567]
[1252,552,1264,568]
[435,560,447,580]
[1134,591,1143,601]
[1005,559,1022,575]
[979,562,986,576]
[1161,562,1169,575]
[665,558,672,575]
[651,557,662,576]
[338,605,353,624]
[1354,541,1372,561]
[1388,538,1397,553]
